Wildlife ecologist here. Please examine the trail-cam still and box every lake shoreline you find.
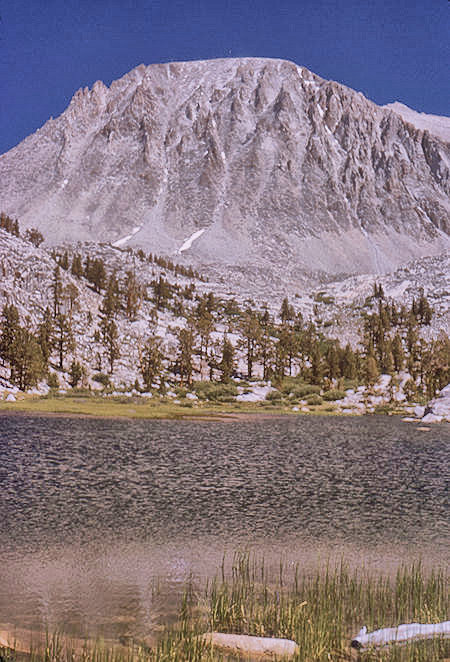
[0,408,298,422]
[0,407,337,422]
[0,396,412,422]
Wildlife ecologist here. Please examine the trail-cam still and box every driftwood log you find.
[351,621,450,650]
[202,632,299,657]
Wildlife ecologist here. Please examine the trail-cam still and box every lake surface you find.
[0,414,448,640]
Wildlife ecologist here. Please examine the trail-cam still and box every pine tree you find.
[403,378,417,401]
[0,311,46,390]
[286,325,299,377]
[293,314,308,377]
[194,307,214,377]
[379,301,391,333]
[25,227,44,247]
[84,257,106,292]
[392,334,404,372]
[417,293,432,325]
[91,258,106,292]
[206,339,222,381]
[100,317,120,373]
[422,299,432,325]
[274,327,290,380]
[47,372,60,390]
[340,343,357,380]
[381,340,394,375]
[124,270,141,321]
[220,335,235,383]
[390,302,399,326]
[52,265,63,317]
[0,213,20,236]
[406,314,418,357]
[84,255,91,279]
[239,309,261,379]
[365,352,379,386]
[101,273,121,318]
[153,276,172,310]
[310,341,323,384]
[59,251,69,270]
[376,332,386,367]
[325,342,340,380]
[205,292,217,313]
[65,282,79,315]
[258,309,273,380]
[424,334,450,395]
[97,272,121,374]
[280,297,295,324]
[10,324,45,390]
[140,337,164,390]
[37,306,54,364]
[71,254,83,278]
[373,282,384,299]
[396,304,406,326]
[54,313,74,369]
[0,303,20,370]
[176,326,195,385]
[69,360,83,388]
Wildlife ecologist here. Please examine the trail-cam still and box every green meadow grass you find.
[0,393,346,419]
[0,393,254,419]
[1,554,448,661]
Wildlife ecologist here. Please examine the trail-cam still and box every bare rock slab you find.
[422,383,450,422]
[202,632,299,658]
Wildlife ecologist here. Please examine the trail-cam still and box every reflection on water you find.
[0,414,448,639]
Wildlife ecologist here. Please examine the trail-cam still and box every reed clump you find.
[1,554,448,661]
[205,554,449,660]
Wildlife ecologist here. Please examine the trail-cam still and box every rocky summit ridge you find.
[1,57,449,284]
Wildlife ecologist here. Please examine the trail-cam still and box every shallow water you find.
[0,414,448,640]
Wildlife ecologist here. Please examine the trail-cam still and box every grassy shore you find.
[0,392,409,420]
[0,554,448,661]
[0,394,334,419]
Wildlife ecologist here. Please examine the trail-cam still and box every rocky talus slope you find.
[1,58,449,283]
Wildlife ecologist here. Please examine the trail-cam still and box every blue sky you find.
[0,0,449,154]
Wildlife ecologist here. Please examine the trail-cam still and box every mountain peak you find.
[0,58,449,282]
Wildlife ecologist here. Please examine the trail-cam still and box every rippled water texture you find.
[0,414,448,638]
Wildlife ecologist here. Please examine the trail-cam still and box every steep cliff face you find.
[1,57,449,278]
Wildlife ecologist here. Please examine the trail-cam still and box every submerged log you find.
[0,629,34,653]
[351,621,450,650]
[202,632,299,658]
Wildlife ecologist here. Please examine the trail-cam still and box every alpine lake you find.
[0,413,449,655]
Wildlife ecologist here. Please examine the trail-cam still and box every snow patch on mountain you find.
[177,229,206,254]
[112,226,142,248]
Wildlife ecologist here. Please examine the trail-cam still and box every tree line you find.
[0,240,448,399]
